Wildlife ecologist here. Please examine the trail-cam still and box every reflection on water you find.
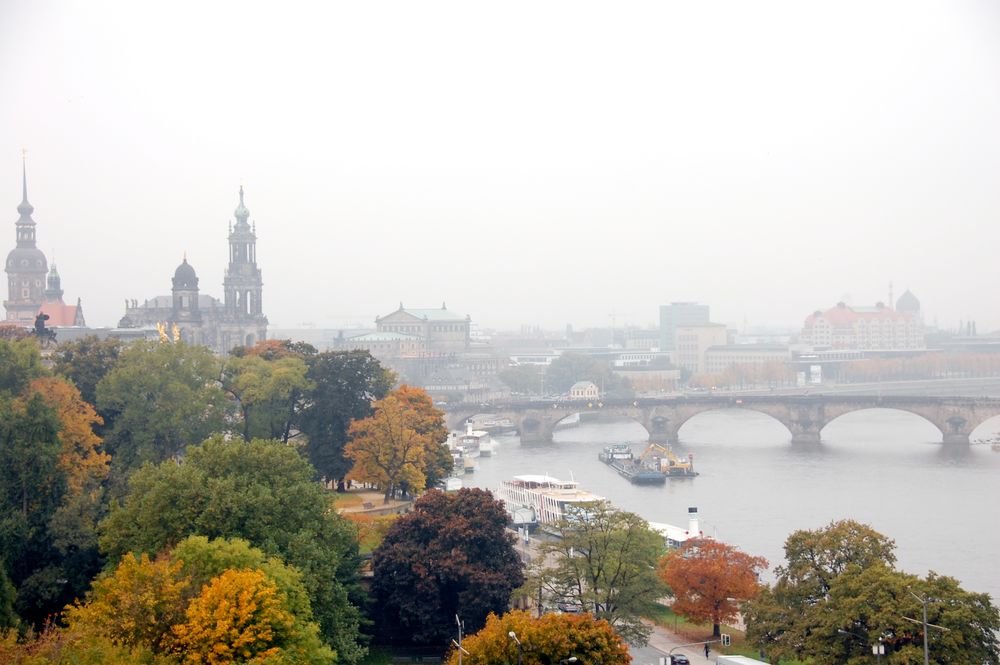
[464,409,1000,601]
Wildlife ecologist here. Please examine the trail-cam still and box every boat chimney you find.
[687,507,700,537]
[466,421,473,436]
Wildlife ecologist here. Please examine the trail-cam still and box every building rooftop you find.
[399,307,466,321]
[349,331,422,342]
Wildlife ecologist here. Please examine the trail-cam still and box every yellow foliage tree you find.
[64,553,190,653]
[28,377,109,495]
[446,610,630,665]
[172,568,295,665]
[345,394,434,503]
[29,377,110,553]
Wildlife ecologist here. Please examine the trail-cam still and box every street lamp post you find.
[508,631,523,665]
[872,638,885,664]
[907,590,932,665]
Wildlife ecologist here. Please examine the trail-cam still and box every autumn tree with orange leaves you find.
[345,386,450,502]
[658,538,767,637]
[445,610,630,665]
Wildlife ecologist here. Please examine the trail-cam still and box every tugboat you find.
[599,444,668,484]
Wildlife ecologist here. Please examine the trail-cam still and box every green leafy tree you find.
[445,609,630,665]
[371,489,523,646]
[96,341,229,476]
[299,350,395,486]
[98,436,365,663]
[498,364,544,395]
[0,344,114,629]
[0,392,70,626]
[532,502,666,645]
[744,519,1000,664]
[50,336,123,412]
[0,338,46,396]
[223,353,312,443]
[0,565,15,629]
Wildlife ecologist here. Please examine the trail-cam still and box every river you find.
[462,409,1000,601]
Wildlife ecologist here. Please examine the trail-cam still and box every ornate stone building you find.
[4,159,86,327]
[369,303,471,355]
[5,160,49,323]
[119,187,267,355]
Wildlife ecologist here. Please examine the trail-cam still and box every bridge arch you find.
[970,414,1000,443]
[671,407,794,443]
[821,407,946,443]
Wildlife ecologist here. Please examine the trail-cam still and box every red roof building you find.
[36,264,86,327]
[801,298,924,350]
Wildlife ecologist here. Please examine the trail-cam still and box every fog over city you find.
[2,0,999,332]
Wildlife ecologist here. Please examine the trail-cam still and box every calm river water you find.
[463,409,1000,601]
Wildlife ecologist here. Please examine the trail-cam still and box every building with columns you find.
[118,186,267,355]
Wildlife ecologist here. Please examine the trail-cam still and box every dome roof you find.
[5,246,48,273]
[172,257,199,290]
[896,289,920,312]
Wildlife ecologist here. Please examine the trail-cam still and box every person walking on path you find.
[704,642,710,659]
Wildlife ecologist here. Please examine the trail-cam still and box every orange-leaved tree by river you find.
[658,538,768,637]
[345,386,449,503]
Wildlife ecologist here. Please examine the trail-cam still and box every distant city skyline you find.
[3,1,998,333]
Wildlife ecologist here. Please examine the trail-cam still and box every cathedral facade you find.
[119,187,267,356]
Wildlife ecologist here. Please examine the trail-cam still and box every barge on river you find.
[599,443,698,484]
[598,444,667,484]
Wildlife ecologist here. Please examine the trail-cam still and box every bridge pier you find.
[516,411,556,444]
[790,431,822,445]
[942,432,970,445]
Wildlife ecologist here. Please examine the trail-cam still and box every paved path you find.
[630,621,713,665]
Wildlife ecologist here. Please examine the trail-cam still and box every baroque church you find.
[4,159,85,327]
[118,186,267,356]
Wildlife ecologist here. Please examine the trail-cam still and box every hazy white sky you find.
[2,0,999,332]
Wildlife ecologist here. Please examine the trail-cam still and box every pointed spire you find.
[17,151,35,221]
[234,184,250,225]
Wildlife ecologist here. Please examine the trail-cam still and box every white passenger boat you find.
[494,475,605,527]
[458,422,496,457]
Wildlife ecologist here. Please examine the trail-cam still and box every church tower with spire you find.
[120,184,266,356]
[220,186,267,352]
[4,156,49,323]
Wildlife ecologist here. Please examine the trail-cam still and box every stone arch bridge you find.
[445,395,1000,445]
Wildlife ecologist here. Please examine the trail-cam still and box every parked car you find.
[556,601,583,613]
[669,656,689,665]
